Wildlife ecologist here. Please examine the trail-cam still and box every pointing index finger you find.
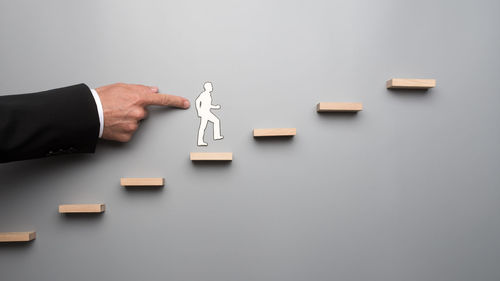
[145,92,190,109]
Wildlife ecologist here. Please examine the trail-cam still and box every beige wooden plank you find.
[59,204,105,213]
[386,78,436,89]
[190,152,233,161]
[120,178,164,186]
[253,128,296,137]
[317,102,363,112]
[0,231,36,242]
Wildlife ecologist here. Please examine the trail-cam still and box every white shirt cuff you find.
[90,88,104,138]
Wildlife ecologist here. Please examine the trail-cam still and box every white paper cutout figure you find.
[196,82,223,146]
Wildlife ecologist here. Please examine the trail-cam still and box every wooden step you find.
[317,102,363,112]
[59,204,105,213]
[253,128,296,137]
[120,178,164,187]
[386,78,436,89]
[0,231,36,242]
[190,152,233,161]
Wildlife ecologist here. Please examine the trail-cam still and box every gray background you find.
[1,0,499,280]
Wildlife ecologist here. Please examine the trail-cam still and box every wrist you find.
[89,88,104,138]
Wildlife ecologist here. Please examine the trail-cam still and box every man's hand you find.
[96,83,190,142]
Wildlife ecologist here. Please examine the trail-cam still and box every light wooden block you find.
[317,102,363,112]
[0,231,36,242]
[59,204,105,213]
[120,178,164,186]
[253,128,296,137]
[386,78,436,89]
[190,152,233,161]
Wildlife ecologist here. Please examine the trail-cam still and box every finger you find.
[144,93,190,109]
[129,84,158,94]
[117,133,133,143]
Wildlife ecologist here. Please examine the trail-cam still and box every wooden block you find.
[59,204,105,213]
[386,78,436,89]
[0,231,36,242]
[190,152,233,161]
[253,128,296,137]
[317,102,363,112]
[120,178,164,186]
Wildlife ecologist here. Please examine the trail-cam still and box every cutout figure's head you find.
[203,82,213,92]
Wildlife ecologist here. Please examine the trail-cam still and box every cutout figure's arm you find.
[195,97,202,112]
[211,104,221,109]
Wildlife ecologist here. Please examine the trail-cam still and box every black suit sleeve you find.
[0,84,100,163]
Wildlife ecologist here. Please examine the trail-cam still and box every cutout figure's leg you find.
[213,116,223,140]
[197,117,208,146]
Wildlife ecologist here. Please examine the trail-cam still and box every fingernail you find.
[183,100,190,108]
[151,87,159,93]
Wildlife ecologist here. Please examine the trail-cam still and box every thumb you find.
[145,93,190,109]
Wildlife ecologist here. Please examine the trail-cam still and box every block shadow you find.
[0,239,35,249]
[190,161,232,168]
[252,135,295,145]
[122,186,164,192]
[316,111,360,121]
[59,212,105,222]
[387,88,432,95]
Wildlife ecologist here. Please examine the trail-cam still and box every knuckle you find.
[132,84,149,93]
[131,96,144,105]
[119,134,132,142]
[160,95,170,105]
[140,85,151,92]
[122,123,138,133]
[131,108,146,119]
[128,123,139,132]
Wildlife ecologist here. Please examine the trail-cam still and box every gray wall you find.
[1,0,499,280]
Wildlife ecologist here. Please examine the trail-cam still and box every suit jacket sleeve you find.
[0,83,100,163]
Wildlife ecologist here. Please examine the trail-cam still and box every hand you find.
[212,104,221,109]
[96,83,190,142]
